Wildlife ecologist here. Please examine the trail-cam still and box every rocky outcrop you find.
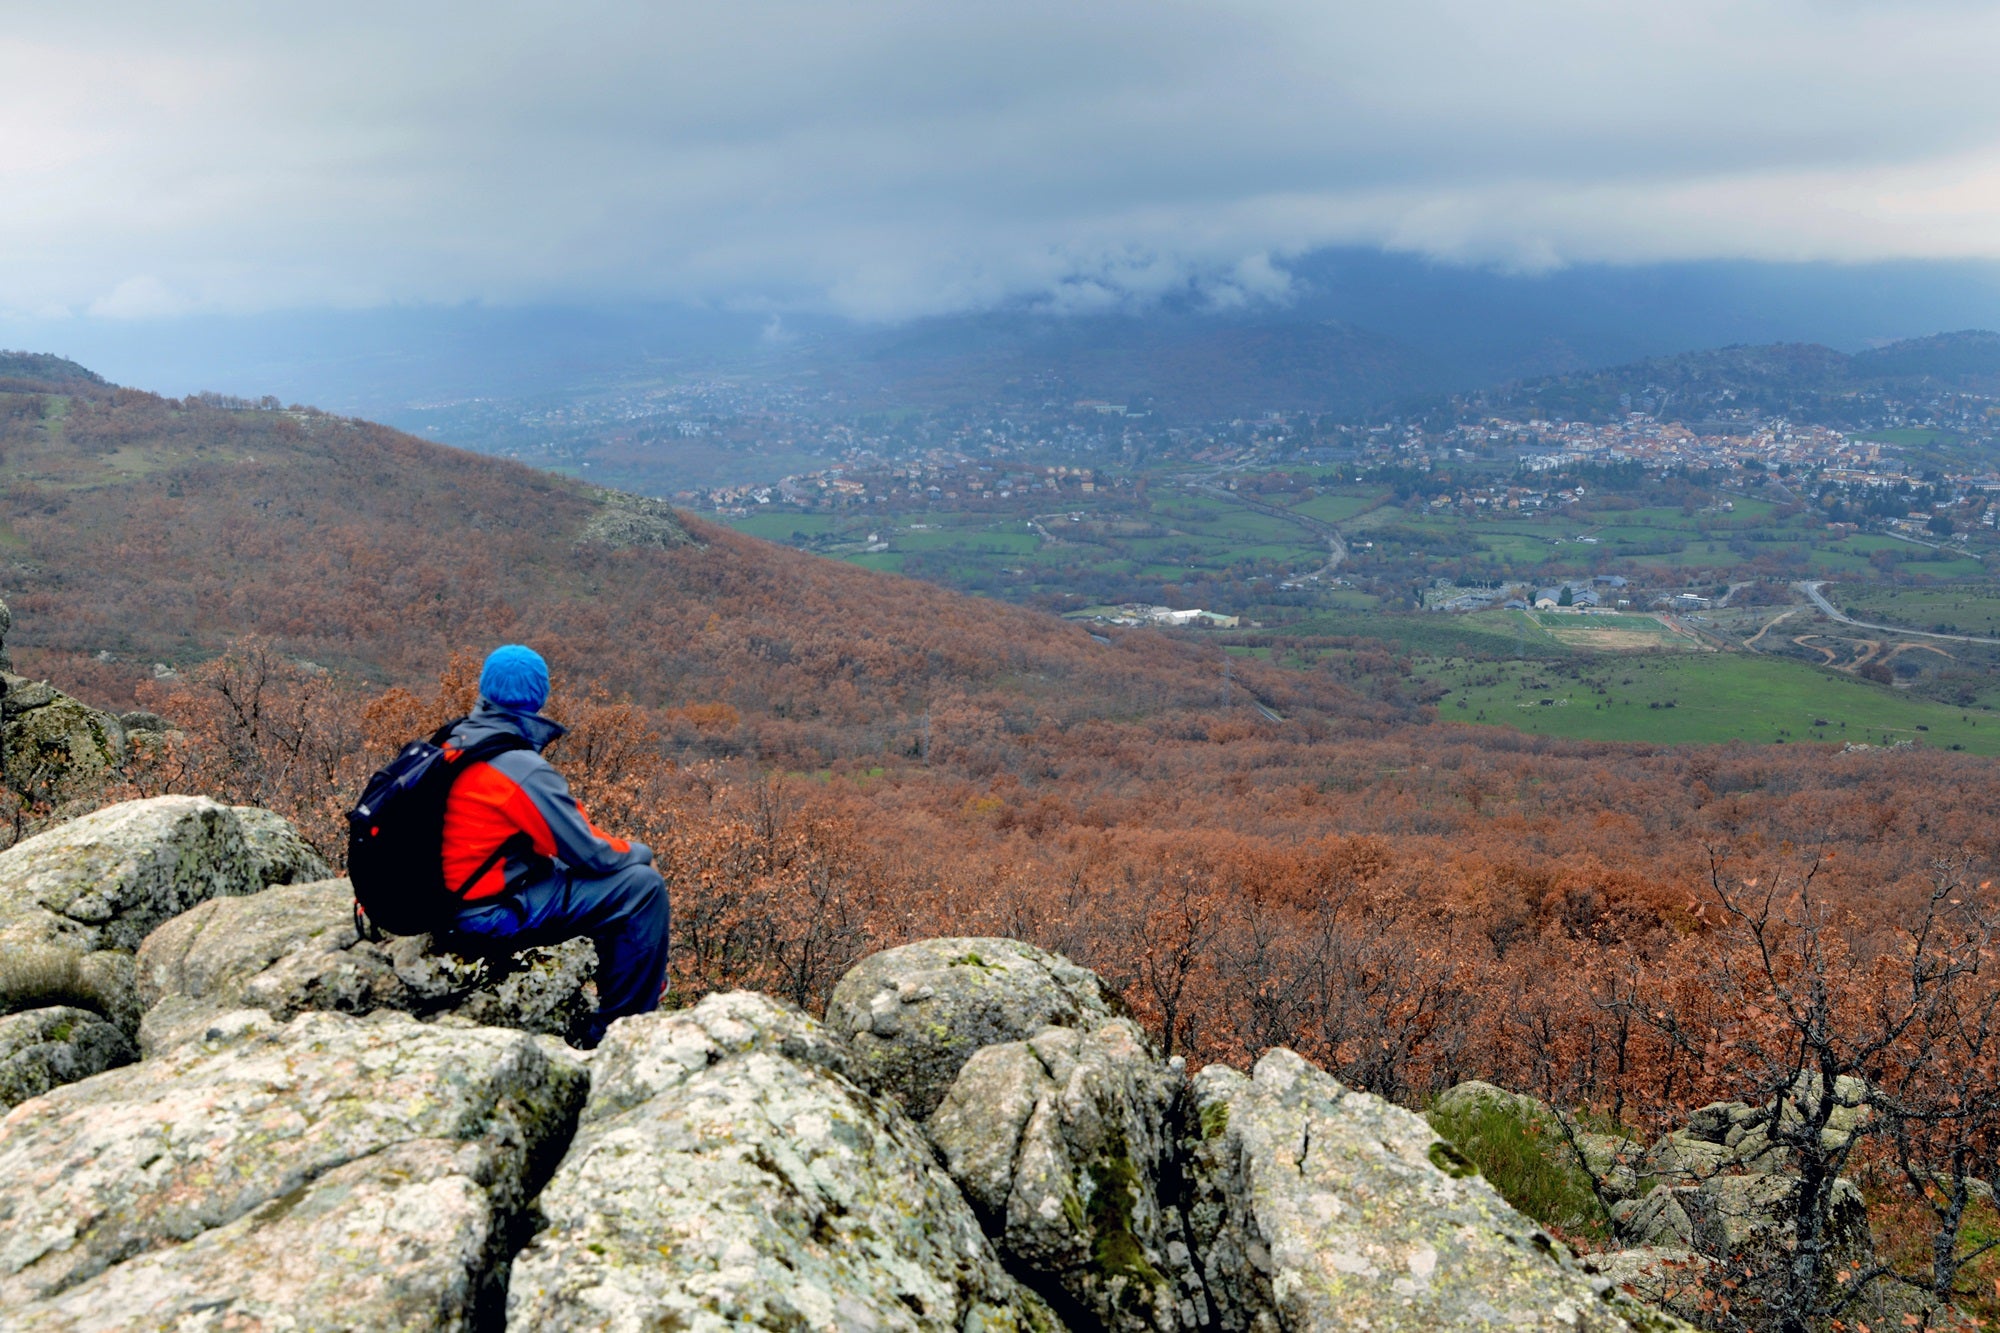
[508,990,1062,1331]
[1579,1248,1706,1317]
[1663,1077,1870,1173]
[1573,1130,1645,1205]
[887,951,1661,1331]
[0,1005,132,1110]
[136,877,597,1054]
[1427,1078,1628,1238]
[1611,1170,1868,1267]
[1687,1172,1870,1266]
[0,792,1703,1333]
[0,595,130,801]
[231,804,332,887]
[1,673,126,795]
[1189,1050,1639,1331]
[1619,1186,1699,1250]
[1432,1077,1879,1322]
[826,936,1122,1120]
[1432,1078,1548,1123]
[0,795,262,958]
[575,489,696,551]
[0,796,307,1109]
[931,1018,1202,1331]
[0,1008,588,1331]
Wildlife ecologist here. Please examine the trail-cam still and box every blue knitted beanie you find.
[479,645,549,712]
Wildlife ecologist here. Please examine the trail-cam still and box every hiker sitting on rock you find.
[442,645,669,1047]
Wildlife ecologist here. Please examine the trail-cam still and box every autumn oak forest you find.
[12,359,2000,1274]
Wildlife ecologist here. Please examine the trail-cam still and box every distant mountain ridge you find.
[0,352,106,392]
[820,318,2000,427]
[8,323,1993,445]
[1471,329,2000,424]
[15,248,2000,425]
[1850,329,2000,388]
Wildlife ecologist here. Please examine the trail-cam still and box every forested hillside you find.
[1475,328,2000,423]
[10,360,2000,1317]
[0,369,1382,750]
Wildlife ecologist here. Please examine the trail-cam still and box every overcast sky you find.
[7,2,2000,323]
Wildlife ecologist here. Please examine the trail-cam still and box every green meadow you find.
[1832,583,2000,637]
[718,466,2000,753]
[1423,651,2000,751]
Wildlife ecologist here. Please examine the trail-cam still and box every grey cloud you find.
[4,2,2000,320]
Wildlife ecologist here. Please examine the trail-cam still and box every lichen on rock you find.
[136,877,597,1054]
[930,1018,1204,1330]
[1,672,127,802]
[508,990,1064,1332]
[826,936,1122,1120]
[0,795,260,958]
[0,1005,133,1110]
[229,805,332,887]
[1186,1049,1642,1331]
[0,1008,588,1329]
[0,796,284,1109]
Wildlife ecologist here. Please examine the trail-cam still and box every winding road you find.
[1793,580,2000,646]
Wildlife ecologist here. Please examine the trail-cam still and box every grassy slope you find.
[1424,651,2000,751]
[1833,583,2000,636]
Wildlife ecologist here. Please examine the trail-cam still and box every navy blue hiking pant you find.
[451,862,670,1045]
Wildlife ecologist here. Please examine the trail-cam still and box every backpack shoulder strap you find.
[450,731,533,768]
[435,726,537,901]
[429,717,532,769]
[452,829,535,898]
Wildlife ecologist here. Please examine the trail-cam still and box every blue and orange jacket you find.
[440,702,654,902]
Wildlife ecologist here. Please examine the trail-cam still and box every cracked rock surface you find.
[509,990,1065,1332]
[825,936,1120,1121]
[1186,1049,1644,1332]
[930,1017,1205,1331]
[136,877,596,1054]
[0,1007,587,1331]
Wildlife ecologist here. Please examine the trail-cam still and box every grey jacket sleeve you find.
[490,750,654,876]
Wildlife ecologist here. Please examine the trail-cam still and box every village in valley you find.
[388,336,2000,752]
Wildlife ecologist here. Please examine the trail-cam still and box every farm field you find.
[1283,490,1383,524]
[1271,609,1568,659]
[725,495,1329,606]
[722,470,1999,616]
[1422,652,2000,751]
[725,512,849,542]
[720,460,2000,753]
[1524,610,1704,651]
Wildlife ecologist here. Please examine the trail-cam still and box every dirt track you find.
[1745,608,1797,649]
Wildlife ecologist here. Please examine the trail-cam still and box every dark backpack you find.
[347,718,531,937]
